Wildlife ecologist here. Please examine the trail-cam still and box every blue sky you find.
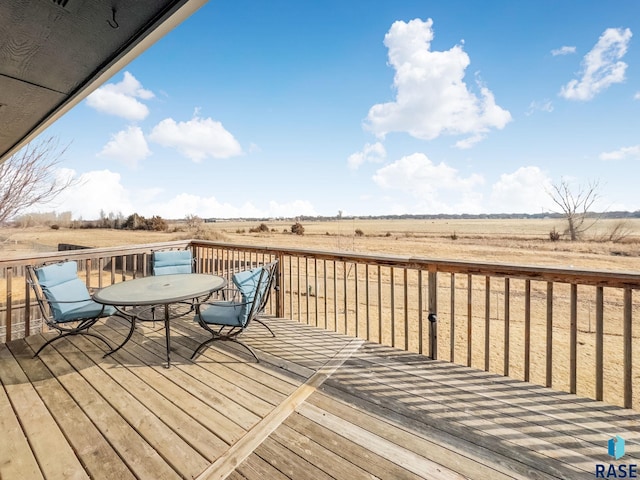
[39,0,640,219]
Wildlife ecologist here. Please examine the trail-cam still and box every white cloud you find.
[634,92,640,100]
[37,169,134,219]
[347,142,387,170]
[86,72,154,121]
[365,18,511,143]
[489,166,553,213]
[98,126,151,168]
[141,194,316,219]
[36,169,316,219]
[551,46,576,56]
[599,145,640,161]
[560,28,632,101]
[372,152,484,213]
[454,133,486,149]
[525,100,554,116]
[148,115,242,161]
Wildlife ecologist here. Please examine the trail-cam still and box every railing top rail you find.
[1,238,638,288]
[190,240,640,288]
[0,240,191,269]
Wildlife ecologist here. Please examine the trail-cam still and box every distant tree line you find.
[13,211,169,231]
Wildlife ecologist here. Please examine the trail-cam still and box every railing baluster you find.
[314,258,319,328]
[343,261,348,335]
[428,269,437,359]
[546,282,554,388]
[333,260,338,332]
[297,257,301,323]
[6,267,12,342]
[390,266,395,348]
[24,272,31,337]
[467,274,472,367]
[305,257,310,326]
[355,263,359,338]
[377,265,382,344]
[524,280,531,382]
[418,269,423,355]
[403,268,408,351]
[451,273,456,362]
[485,276,490,371]
[365,264,370,341]
[322,259,329,330]
[288,255,293,319]
[570,284,578,394]
[595,286,604,400]
[504,278,510,376]
[623,288,632,409]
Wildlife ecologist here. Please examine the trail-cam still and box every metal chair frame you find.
[26,262,125,357]
[192,261,278,362]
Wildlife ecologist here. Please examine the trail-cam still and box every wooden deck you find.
[1,316,638,480]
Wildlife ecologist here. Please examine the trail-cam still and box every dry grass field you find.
[3,217,640,270]
[2,218,639,409]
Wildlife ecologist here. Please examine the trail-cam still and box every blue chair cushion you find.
[35,261,114,323]
[195,301,244,327]
[153,250,193,275]
[232,266,266,325]
[56,302,116,323]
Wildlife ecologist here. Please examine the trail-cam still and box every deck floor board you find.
[0,316,638,480]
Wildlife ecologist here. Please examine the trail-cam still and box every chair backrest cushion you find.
[232,265,271,326]
[34,261,92,320]
[153,250,193,275]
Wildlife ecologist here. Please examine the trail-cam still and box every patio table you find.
[93,273,226,367]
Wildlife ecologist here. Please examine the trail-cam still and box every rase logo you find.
[595,436,638,478]
[610,436,626,460]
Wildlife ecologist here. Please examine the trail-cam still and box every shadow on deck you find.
[1,316,638,479]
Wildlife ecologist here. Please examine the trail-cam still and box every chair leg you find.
[104,316,136,357]
[34,330,113,358]
[254,318,275,337]
[191,335,259,362]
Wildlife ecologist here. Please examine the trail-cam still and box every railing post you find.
[595,286,604,400]
[428,269,438,359]
[624,288,633,409]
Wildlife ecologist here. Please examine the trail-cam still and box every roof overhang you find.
[0,0,207,163]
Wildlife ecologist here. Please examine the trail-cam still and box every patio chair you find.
[191,260,278,362]
[26,261,123,357]
[150,249,196,318]
[152,249,195,275]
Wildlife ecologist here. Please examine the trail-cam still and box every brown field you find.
[3,217,640,270]
[2,218,639,409]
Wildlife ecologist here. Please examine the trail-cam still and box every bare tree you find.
[548,178,600,241]
[0,137,74,225]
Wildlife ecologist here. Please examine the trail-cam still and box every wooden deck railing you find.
[2,239,638,409]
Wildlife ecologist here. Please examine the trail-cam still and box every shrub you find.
[385,232,392,237]
[50,224,60,230]
[249,223,270,233]
[549,228,561,241]
[450,231,458,240]
[355,229,364,237]
[146,215,168,231]
[291,222,305,235]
